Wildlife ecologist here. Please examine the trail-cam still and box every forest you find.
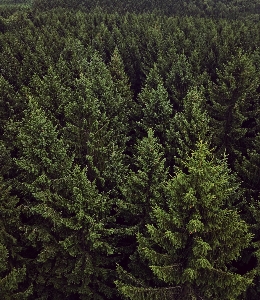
[1,0,260,299]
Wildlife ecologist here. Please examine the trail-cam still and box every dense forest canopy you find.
[1,0,260,18]
[1,0,260,299]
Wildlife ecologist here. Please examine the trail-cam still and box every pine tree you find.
[237,132,260,299]
[162,87,211,176]
[118,128,168,232]
[238,132,260,204]
[0,75,25,133]
[108,46,134,131]
[206,51,260,297]
[117,141,254,300]
[165,52,195,110]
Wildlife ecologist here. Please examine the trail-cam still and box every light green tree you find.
[117,141,254,300]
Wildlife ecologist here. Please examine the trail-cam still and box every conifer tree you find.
[237,132,260,203]
[108,47,134,126]
[108,47,135,158]
[167,87,210,170]
[117,141,254,300]
[116,129,168,290]
[15,98,114,299]
[207,50,259,168]
[0,75,24,133]
[0,176,32,300]
[165,52,195,110]
[136,64,172,146]
[62,51,128,194]
[118,129,168,231]
[237,132,260,299]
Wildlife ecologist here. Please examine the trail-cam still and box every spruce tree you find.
[108,46,134,132]
[118,128,168,232]
[135,64,172,146]
[116,129,168,290]
[237,132,260,299]
[117,141,254,300]
[207,50,259,168]
[168,87,210,165]
[0,176,32,300]
[165,52,195,110]
[62,51,128,194]
[164,87,210,174]
[15,98,114,299]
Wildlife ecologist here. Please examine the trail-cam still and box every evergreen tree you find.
[0,176,32,300]
[15,98,114,299]
[108,46,135,158]
[63,51,128,194]
[135,64,172,146]
[119,129,168,231]
[165,52,195,110]
[167,87,210,170]
[237,132,260,299]
[117,141,254,300]
[108,47,134,126]
[116,129,168,289]
[207,50,259,168]
[0,75,24,133]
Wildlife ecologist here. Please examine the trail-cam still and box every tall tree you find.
[207,50,259,168]
[135,64,172,146]
[0,176,32,299]
[237,132,260,300]
[116,129,168,290]
[15,98,114,299]
[62,51,128,194]
[168,87,210,167]
[117,141,254,300]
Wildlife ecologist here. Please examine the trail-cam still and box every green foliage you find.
[167,87,210,170]
[14,99,115,299]
[0,177,32,299]
[118,141,254,299]
[119,129,167,229]
[208,50,259,167]
[116,129,168,290]
[136,64,172,145]
[0,4,260,299]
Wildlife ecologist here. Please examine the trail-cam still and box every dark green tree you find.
[62,51,128,194]
[207,50,259,168]
[136,64,172,145]
[0,176,32,300]
[237,132,260,300]
[15,98,114,299]
[167,87,210,170]
[165,52,195,110]
[116,129,168,290]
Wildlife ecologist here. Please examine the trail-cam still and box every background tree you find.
[116,129,169,292]
[0,176,32,299]
[14,99,114,299]
[135,64,172,146]
[207,50,259,169]
[165,87,211,173]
